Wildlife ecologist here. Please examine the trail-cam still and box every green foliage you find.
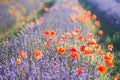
[111,32,120,51]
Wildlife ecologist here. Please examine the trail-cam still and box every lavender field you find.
[0,0,119,80]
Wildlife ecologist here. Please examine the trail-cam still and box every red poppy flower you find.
[97,64,107,74]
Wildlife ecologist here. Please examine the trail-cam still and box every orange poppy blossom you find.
[37,17,43,24]
[98,30,103,36]
[78,14,85,22]
[107,44,113,51]
[16,58,21,65]
[76,67,84,75]
[95,20,101,27]
[88,33,94,38]
[44,7,49,12]
[44,30,51,36]
[70,17,77,23]
[105,60,114,67]
[61,35,67,39]
[91,14,97,20]
[65,32,73,39]
[83,47,93,56]
[86,10,91,16]
[57,47,66,55]
[104,52,114,67]
[72,29,79,36]
[99,50,105,57]
[113,75,118,80]
[44,41,49,46]
[70,13,77,20]
[90,25,95,30]
[84,18,90,25]
[94,43,100,50]
[70,52,80,59]
[104,52,114,61]
[19,51,27,59]
[57,38,61,43]
[73,29,79,33]
[88,39,97,46]
[48,37,54,42]
[3,41,9,46]
[30,22,35,27]
[9,8,18,14]
[21,21,26,25]
[50,30,56,36]
[97,64,107,74]
[76,34,83,40]
[34,50,42,60]
[84,38,88,42]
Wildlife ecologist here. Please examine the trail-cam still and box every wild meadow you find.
[0,0,119,80]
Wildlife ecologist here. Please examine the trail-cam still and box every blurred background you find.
[0,0,120,51]
[0,0,54,39]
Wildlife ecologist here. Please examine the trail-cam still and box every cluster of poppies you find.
[0,0,116,80]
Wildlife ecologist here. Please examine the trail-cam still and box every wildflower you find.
[94,44,100,50]
[21,21,25,25]
[48,37,54,41]
[105,60,114,67]
[9,8,18,14]
[88,39,96,46]
[30,22,35,26]
[90,25,95,29]
[37,17,43,24]
[77,35,83,40]
[34,50,42,60]
[19,51,26,59]
[69,47,77,52]
[53,61,57,68]
[70,52,80,59]
[50,30,56,36]
[98,30,103,35]
[57,47,66,55]
[104,52,114,67]
[97,64,107,74]
[61,35,67,39]
[66,32,73,38]
[78,14,85,22]
[44,41,49,46]
[57,38,61,43]
[73,29,79,33]
[107,44,113,51]
[84,38,88,42]
[113,75,118,80]
[88,33,94,38]
[3,41,8,46]
[72,29,79,36]
[99,50,104,57]
[91,14,97,20]
[86,10,91,16]
[16,58,21,65]
[44,7,49,12]
[104,52,114,61]
[95,21,101,27]
[76,67,84,75]
[44,30,51,36]
[84,47,92,55]
[79,45,85,52]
